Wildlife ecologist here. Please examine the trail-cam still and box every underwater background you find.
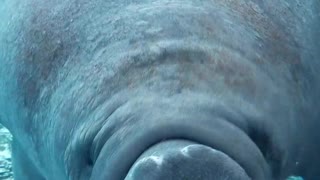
[0,124,12,180]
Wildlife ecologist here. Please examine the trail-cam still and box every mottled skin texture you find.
[0,0,319,180]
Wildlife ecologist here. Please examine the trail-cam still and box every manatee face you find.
[0,0,319,180]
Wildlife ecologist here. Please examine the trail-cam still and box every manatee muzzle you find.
[89,100,271,180]
[125,140,250,180]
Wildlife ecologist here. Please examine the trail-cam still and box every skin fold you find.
[0,0,319,179]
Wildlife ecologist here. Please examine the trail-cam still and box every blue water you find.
[0,124,12,180]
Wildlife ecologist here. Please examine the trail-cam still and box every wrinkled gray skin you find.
[0,0,319,179]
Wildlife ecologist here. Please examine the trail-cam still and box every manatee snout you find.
[125,140,250,180]
[89,98,271,180]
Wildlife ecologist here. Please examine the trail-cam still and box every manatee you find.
[0,0,319,179]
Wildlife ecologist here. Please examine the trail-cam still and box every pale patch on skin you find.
[180,146,191,157]
[181,144,220,158]
[136,155,164,167]
[149,156,164,166]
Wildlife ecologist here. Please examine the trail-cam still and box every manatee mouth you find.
[125,140,251,180]
[90,112,271,180]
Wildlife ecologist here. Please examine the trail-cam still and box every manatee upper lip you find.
[89,97,272,180]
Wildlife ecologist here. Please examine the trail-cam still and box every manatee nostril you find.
[125,140,251,180]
